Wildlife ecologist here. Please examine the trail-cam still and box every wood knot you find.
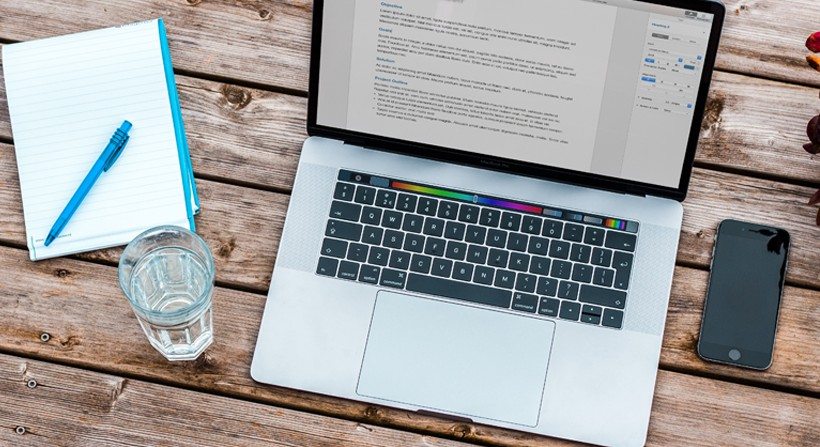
[221,85,252,110]
[696,230,706,239]
[192,351,219,371]
[58,335,81,350]
[258,9,272,20]
[363,406,381,421]
[54,268,71,278]
[186,0,202,5]
[701,94,724,131]
[450,423,474,438]
[216,236,237,258]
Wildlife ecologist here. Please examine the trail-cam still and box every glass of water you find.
[118,225,216,361]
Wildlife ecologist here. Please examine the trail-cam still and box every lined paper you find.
[2,20,192,260]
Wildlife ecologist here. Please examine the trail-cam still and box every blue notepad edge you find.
[158,18,199,232]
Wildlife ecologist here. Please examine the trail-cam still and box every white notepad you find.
[2,19,199,260]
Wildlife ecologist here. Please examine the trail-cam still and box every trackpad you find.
[356,291,555,427]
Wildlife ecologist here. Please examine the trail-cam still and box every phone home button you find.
[728,349,741,361]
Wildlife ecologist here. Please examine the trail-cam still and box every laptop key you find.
[358,265,380,284]
[362,226,383,245]
[410,254,432,273]
[592,267,614,287]
[549,240,570,259]
[559,301,581,321]
[316,257,338,276]
[466,244,488,264]
[380,269,407,288]
[550,259,572,279]
[473,265,495,284]
[536,277,558,296]
[406,273,512,308]
[579,284,626,309]
[444,221,466,240]
[389,251,411,270]
[337,261,359,280]
[582,304,603,316]
[480,208,501,227]
[605,231,637,252]
[402,214,424,233]
[494,270,516,289]
[376,190,397,208]
[509,252,530,272]
[347,243,369,262]
[452,262,474,281]
[580,313,601,325]
[529,256,550,275]
[558,281,580,300]
[445,241,467,260]
[507,233,528,252]
[333,182,355,201]
[570,244,591,263]
[458,205,479,223]
[381,210,402,229]
[431,258,453,277]
[488,248,509,268]
[424,238,446,256]
[571,263,593,283]
[396,193,417,212]
[403,233,424,253]
[563,223,584,242]
[515,273,536,293]
[512,292,538,313]
[361,206,382,225]
[501,212,521,231]
[329,201,361,221]
[368,247,389,266]
[591,247,613,267]
[584,227,605,246]
[527,236,549,255]
[423,217,445,237]
[326,219,362,241]
[321,238,348,258]
[487,229,507,248]
[354,186,376,205]
[602,308,624,329]
[417,197,438,216]
[542,219,563,238]
[438,201,459,219]
[521,215,542,235]
[612,251,633,290]
[465,225,487,244]
[383,230,404,249]
[538,297,560,317]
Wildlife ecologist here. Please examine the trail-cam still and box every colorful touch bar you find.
[392,181,543,215]
[605,218,627,231]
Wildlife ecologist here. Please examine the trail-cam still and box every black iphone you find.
[697,219,790,370]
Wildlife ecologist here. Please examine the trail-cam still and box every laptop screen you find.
[314,0,718,190]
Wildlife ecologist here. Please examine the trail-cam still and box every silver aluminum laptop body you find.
[252,1,724,445]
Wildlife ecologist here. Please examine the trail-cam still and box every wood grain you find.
[0,354,471,447]
[1,65,817,189]
[0,1,818,91]
[0,246,816,446]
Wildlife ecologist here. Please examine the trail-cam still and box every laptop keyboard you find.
[315,170,639,329]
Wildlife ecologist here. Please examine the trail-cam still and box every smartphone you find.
[697,219,790,370]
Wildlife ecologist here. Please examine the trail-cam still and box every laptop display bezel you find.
[305,0,726,201]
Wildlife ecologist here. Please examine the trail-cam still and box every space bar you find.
[406,274,512,309]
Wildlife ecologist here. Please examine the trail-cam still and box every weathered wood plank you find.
[0,1,818,91]
[0,247,816,446]
[0,354,471,447]
[2,140,816,290]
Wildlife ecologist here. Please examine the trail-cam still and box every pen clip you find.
[103,135,129,172]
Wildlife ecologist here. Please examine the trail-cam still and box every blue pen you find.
[44,121,132,247]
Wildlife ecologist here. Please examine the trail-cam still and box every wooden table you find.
[0,1,817,446]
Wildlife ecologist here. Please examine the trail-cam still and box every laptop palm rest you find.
[356,291,556,427]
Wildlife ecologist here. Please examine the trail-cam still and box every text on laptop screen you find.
[316,0,715,189]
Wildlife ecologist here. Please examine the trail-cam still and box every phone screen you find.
[698,220,789,369]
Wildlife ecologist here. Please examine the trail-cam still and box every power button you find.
[728,349,741,361]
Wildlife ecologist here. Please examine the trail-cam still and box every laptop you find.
[252,1,725,445]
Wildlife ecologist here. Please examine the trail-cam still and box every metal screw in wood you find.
[15,426,26,435]
[40,333,50,342]
[26,379,37,389]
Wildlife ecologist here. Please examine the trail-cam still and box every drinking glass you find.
[118,225,216,361]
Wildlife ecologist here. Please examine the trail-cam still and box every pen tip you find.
[45,234,54,246]
[121,120,132,133]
